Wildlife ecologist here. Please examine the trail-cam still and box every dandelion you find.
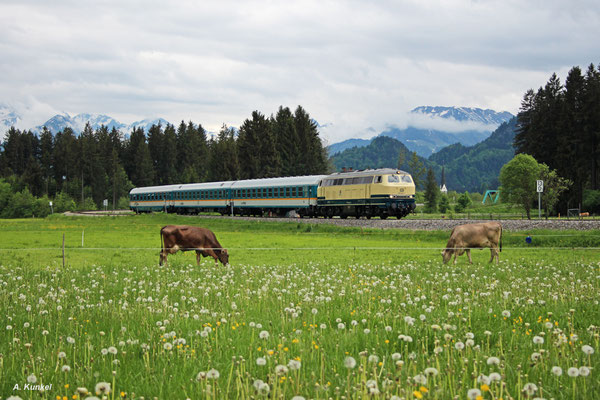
[288,359,301,370]
[551,366,563,376]
[108,346,118,355]
[467,388,481,399]
[531,352,541,362]
[477,374,491,385]
[363,328,370,334]
[275,364,289,375]
[391,352,402,361]
[320,323,327,329]
[101,348,108,356]
[487,356,500,366]
[579,366,590,377]
[95,382,111,395]
[66,336,75,344]
[76,387,89,395]
[582,345,594,355]
[337,322,345,330]
[344,356,356,369]
[502,310,511,318]
[259,330,269,339]
[7,397,24,400]
[413,374,427,385]
[533,336,544,344]
[61,365,71,372]
[523,383,538,396]
[27,374,37,384]
[455,341,465,350]
[291,396,306,400]
[368,354,379,364]
[164,342,173,351]
[196,371,207,381]
[424,367,438,376]
[489,372,502,382]
[256,357,267,366]
[58,351,66,359]
[207,368,220,379]
[567,367,579,377]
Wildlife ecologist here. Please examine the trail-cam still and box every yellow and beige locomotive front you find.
[318,168,415,203]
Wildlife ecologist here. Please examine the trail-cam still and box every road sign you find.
[537,180,544,193]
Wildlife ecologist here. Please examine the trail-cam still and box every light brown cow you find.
[159,225,229,267]
[442,222,502,264]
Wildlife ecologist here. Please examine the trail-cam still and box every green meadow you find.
[0,214,599,400]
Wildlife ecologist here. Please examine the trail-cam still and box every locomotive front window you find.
[401,175,413,183]
[388,175,400,183]
[375,176,382,183]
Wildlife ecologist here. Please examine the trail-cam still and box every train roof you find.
[130,181,236,194]
[231,175,327,189]
[129,175,328,194]
[324,168,410,178]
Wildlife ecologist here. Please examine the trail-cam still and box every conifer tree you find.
[424,168,439,213]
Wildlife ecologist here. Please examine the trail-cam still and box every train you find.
[129,168,416,219]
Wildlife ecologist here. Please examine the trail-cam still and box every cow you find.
[441,222,502,264]
[159,225,229,267]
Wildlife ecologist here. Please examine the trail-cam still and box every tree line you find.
[0,105,330,213]
[515,63,600,211]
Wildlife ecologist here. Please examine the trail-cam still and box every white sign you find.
[103,199,108,207]
[49,201,53,206]
[536,180,544,193]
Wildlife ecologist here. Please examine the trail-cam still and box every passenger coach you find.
[129,168,416,219]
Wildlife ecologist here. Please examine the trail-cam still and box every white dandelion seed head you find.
[27,374,37,384]
[337,323,345,330]
[477,374,491,385]
[256,357,267,366]
[502,310,511,318]
[455,341,465,350]
[582,345,595,355]
[207,368,220,379]
[533,336,544,344]
[522,383,538,396]
[579,366,591,377]
[62,365,71,372]
[368,354,379,364]
[288,359,301,370]
[489,372,502,382]
[487,356,500,366]
[413,374,427,385]
[196,371,206,381]
[108,346,118,355]
[391,352,402,361]
[551,366,563,376]
[344,356,357,369]
[163,343,173,351]
[58,351,66,359]
[467,388,482,399]
[95,382,111,395]
[568,367,580,377]
[424,367,439,376]
[275,364,289,375]
[259,330,269,340]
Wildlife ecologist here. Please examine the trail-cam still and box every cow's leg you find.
[196,250,201,266]
[489,248,495,263]
[453,252,458,265]
[159,249,168,266]
[466,249,472,264]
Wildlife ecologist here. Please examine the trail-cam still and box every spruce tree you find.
[424,168,439,213]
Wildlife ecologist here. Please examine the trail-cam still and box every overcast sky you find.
[1,0,598,143]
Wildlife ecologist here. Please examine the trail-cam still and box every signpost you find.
[103,199,108,212]
[537,180,544,219]
[49,201,53,214]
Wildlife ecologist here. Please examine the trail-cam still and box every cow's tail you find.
[499,224,503,253]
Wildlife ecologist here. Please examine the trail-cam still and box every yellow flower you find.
[121,392,126,398]
[476,396,483,400]
[413,390,423,399]
[385,340,390,344]
[419,386,428,393]
[481,384,490,392]
[64,384,69,389]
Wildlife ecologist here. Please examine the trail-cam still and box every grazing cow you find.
[442,222,502,264]
[159,225,229,267]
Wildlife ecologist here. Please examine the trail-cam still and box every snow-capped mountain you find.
[0,104,22,133]
[328,106,514,157]
[411,106,513,125]
[34,113,171,135]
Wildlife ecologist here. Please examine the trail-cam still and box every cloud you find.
[1,0,598,143]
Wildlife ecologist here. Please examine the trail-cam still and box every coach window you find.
[298,187,304,197]
[291,187,297,197]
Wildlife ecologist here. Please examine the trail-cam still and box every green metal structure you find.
[482,190,500,204]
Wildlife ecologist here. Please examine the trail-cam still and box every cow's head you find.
[218,248,229,266]
[441,248,453,264]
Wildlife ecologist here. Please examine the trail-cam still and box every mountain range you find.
[0,104,171,136]
[330,117,518,192]
[328,106,514,157]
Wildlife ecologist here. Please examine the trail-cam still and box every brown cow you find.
[442,222,502,264]
[159,225,229,267]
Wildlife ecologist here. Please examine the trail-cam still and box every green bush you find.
[439,195,450,213]
[454,192,473,213]
[53,192,77,213]
[117,196,130,210]
[583,189,600,214]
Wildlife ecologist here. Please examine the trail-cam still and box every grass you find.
[0,214,599,399]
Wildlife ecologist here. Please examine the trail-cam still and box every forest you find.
[515,64,600,211]
[0,105,329,215]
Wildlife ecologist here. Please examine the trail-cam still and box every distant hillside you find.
[436,118,517,192]
[329,117,517,193]
[327,106,514,157]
